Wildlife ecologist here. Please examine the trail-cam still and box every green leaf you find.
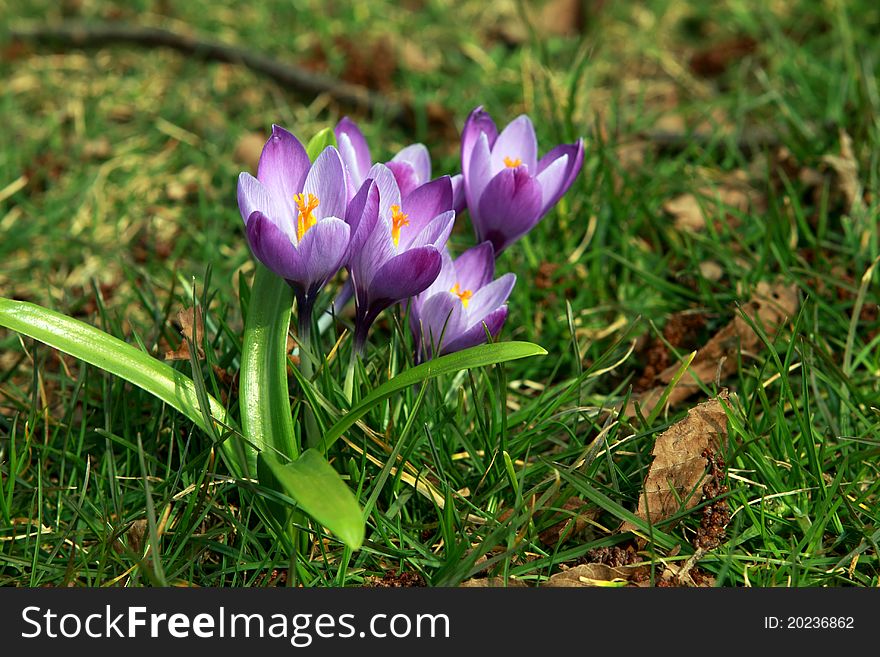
[320,341,547,453]
[0,298,240,470]
[239,265,296,473]
[258,449,364,550]
[305,127,337,161]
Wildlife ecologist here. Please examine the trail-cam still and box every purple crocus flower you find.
[345,163,456,353]
[335,116,466,213]
[461,106,584,254]
[410,242,515,359]
[237,125,350,323]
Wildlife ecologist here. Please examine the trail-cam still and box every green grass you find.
[1,0,878,587]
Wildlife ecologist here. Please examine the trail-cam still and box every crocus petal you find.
[334,117,372,185]
[418,247,457,303]
[303,146,347,221]
[399,176,453,243]
[349,213,394,293]
[461,106,498,183]
[368,246,442,309]
[537,139,584,212]
[256,125,310,220]
[366,163,401,222]
[293,217,351,294]
[417,291,466,356]
[405,210,455,251]
[490,115,538,174]
[466,272,516,320]
[238,173,291,239]
[453,242,495,292]
[245,210,305,282]
[464,132,493,226]
[386,161,421,198]
[443,306,508,355]
[475,166,543,253]
[535,154,569,216]
[450,173,466,215]
[391,143,431,184]
[344,178,380,258]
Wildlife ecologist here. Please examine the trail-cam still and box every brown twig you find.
[8,21,411,126]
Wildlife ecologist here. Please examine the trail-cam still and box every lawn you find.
[0,0,878,587]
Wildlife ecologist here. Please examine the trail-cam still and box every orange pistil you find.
[503,156,522,168]
[391,204,409,247]
[294,192,320,241]
[450,283,473,308]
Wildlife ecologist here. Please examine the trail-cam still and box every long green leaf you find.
[258,449,364,550]
[320,341,547,453]
[239,265,296,473]
[0,298,238,468]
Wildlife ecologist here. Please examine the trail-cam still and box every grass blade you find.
[319,341,547,452]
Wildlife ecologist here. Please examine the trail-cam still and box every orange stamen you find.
[450,283,473,308]
[503,156,522,168]
[391,204,409,247]
[294,192,320,241]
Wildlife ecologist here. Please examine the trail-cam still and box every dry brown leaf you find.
[538,498,598,546]
[663,173,756,233]
[620,393,729,537]
[164,306,205,361]
[544,563,648,587]
[822,130,864,214]
[459,577,528,588]
[689,36,758,78]
[632,280,798,414]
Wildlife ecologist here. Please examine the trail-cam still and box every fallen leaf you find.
[538,498,597,546]
[663,172,756,233]
[689,36,758,78]
[164,306,205,361]
[621,392,729,535]
[632,280,798,413]
[544,563,647,587]
[822,130,864,215]
[459,577,528,588]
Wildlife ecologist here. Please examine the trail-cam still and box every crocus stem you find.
[316,279,353,335]
[295,292,322,450]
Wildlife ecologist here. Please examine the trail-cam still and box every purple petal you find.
[391,144,431,184]
[344,178,380,257]
[399,176,453,242]
[536,154,569,215]
[537,139,584,213]
[335,117,372,187]
[464,132,493,226]
[366,163,401,223]
[461,106,498,183]
[490,115,538,174]
[475,166,543,253]
[453,242,495,292]
[466,273,516,320]
[367,246,442,309]
[238,173,292,238]
[256,125,310,219]
[404,210,455,251]
[348,213,394,293]
[302,146,347,221]
[245,210,305,282]
[443,306,508,354]
[386,160,420,198]
[416,291,466,357]
[450,173,466,214]
[417,247,457,305]
[293,217,351,294]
